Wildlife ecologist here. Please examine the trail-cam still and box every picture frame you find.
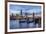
[5,0,45,34]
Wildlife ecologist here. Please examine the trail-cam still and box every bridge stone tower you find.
[33,12,35,20]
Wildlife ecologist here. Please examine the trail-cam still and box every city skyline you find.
[9,4,41,15]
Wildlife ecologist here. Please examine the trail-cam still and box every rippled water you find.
[10,20,41,29]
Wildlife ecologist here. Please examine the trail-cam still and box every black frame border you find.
[5,0,45,34]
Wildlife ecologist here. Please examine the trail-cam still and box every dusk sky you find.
[9,4,41,14]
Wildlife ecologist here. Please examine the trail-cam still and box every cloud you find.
[26,9,34,13]
[10,10,20,15]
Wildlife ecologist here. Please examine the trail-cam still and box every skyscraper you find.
[20,10,22,16]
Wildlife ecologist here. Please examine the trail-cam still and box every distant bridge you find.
[10,15,41,20]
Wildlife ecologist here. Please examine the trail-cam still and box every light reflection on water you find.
[10,20,40,29]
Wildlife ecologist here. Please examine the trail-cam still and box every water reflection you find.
[10,19,41,29]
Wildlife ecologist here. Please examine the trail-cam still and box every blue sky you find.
[9,4,41,14]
